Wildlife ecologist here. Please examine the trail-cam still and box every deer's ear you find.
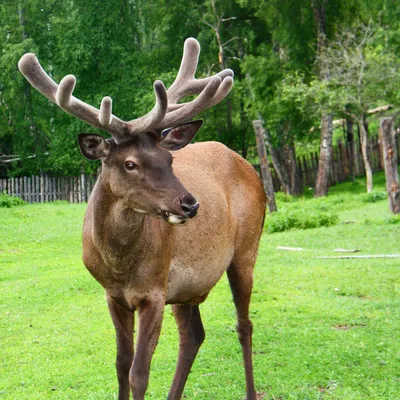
[160,120,203,151]
[78,134,111,160]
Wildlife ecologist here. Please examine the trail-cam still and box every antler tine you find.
[18,53,128,141]
[167,73,234,112]
[100,97,112,126]
[203,75,234,108]
[167,38,200,104]
[56,75,76,107]
[166,38,234,106]
[18,53,58,102]
[128,80,168,134]
[159,38,234,129]
[159,75,234,130]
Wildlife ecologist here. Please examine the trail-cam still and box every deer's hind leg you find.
[168,304,205,400]
[227,254,257,400]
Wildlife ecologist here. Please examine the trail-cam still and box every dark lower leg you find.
[227,265,257,400]
[107,295,134,400]
[129,295,164,400]
[168,304,205,400]
[238,320,256,399]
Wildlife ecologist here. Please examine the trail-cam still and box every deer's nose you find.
[180,194,199,218]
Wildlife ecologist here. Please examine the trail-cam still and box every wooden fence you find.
[267,135,400,191]
[0,174,97,203]
[2,135,399,203]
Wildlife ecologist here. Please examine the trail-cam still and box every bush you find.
[275,192,297,203]
[387,214,400,224]
[0,193,26,208]
[265,209,339,233]
[362,191,387,203]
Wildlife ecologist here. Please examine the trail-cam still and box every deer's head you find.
[18,38,234,224]
[78,121,202,223]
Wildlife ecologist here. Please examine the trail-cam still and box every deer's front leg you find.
[130,293,165,400]
[107,294,134,400]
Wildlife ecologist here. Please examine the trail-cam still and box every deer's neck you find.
[91,180,153,263]
[85,179,174,308]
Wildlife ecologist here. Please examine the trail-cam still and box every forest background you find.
[1,0,400,196]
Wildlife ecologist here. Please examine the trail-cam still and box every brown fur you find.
[82,139,266,399]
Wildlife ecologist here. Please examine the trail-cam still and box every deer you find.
[18,38,266,400]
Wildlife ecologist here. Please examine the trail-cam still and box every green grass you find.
[1,173,399,399]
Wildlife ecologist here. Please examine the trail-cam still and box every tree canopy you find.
[0,0,399,178]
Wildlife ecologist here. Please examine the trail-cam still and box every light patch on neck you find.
[133,208,148,214]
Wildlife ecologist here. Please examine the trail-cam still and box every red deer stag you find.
[19,38,266,400]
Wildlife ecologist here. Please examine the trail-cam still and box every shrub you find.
[362,191,387,203]
[0,193,26,208]
[275,192,297,203]
[387,214,400,225]
[330,195,345,205]
[265,209,339,233]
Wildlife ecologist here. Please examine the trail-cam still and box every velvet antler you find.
[18,38,233,142]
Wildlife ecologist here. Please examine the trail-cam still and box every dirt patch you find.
[333,323,366,330]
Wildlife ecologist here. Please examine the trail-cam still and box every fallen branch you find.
[276,246,304,251]
[317,254,400,259]
[333,249,360,253]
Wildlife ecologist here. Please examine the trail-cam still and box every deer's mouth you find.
[158,199,199,225]
[161,211,188,225]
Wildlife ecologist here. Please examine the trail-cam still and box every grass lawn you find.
[1,172,399,399]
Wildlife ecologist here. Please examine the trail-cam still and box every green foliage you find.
[1,0,400,179]
[0,193,26,208]
[266,170,397,233]
[274,192,297,203]
[361,191,387,203]
[386,214,400,224]
[0,0,259,177]
[265,208,338,233]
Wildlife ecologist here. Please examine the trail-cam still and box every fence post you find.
[40,174,44,203]
[80,173,86,202]
[380,117,400,214]
[252,120,277,213]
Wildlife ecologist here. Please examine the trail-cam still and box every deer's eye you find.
[124,160,137,171]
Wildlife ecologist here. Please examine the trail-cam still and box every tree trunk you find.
[238,41,247,158]
[284,143,302,195]
[359,116,373,193]
[253,120,277,212]
[346,116,356,182]
[312,0,333,197]
[264,128,290,194]
[315,113,333,197]
[240,100,247,159]
[209,0,233,145]
[380,117,400,214]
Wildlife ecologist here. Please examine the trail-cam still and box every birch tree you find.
[325,22,400,192]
